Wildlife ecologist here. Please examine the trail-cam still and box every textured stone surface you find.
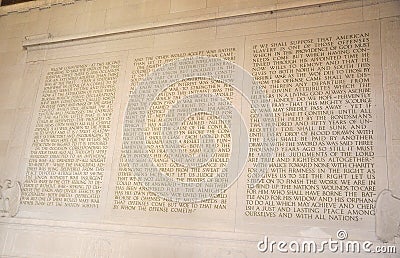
[0,0,399,257]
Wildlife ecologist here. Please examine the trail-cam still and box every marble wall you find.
[0,0,399,257]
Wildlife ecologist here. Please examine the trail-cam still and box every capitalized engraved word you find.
[123,56,276,203]
[0,179,21,217]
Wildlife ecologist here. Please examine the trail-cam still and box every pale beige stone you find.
[277,6,363,31]
[75,9,106,34]
[206,0,219,8]
[381,17,400,205]
[277,0,342,9]
[44,44,107,60]
[9,109,31,148]
[0,159,7,178]
[42,35,154,60]
[48,15,78,37]
[2,146,23,179]
[0,11,33,26]
[0,78,8,95]
[0,225,7,252]
[171,0,207,13]
[13,8,40,24]
[157,7,217,22]
[0,52,18,67]
[0,66,24,109]
[382,18,400,85]
[105,0,170,29]
[216,17,276,38]
[0,98,19,113]
[0,140,8,158]
[26,49,46,63]
[0,17,4,31]
[362,2,380,21]
[10,230,82,257]
[207,0,276,10]
[0,94,9,112]
[154,27,216,48]
[23,9,51,36]
[103,35,155,52]
[49,0,88,19]
[0,23,25,40]
[0,109,16,141]
[0,39,7,51]
[388,144,400,197]
[388,85,400,140]
[86,0,125,12]
[0,0,397,256]
[10,37,23,53]
[217,0,277,13]
[375,189,400,242]
[379,0,400,18]
[0,51,25,66]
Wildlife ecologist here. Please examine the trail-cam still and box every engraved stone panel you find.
[235,21,386,238]
[20,58,122,217]
[107,42,246,229]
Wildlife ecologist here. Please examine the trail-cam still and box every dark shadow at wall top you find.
[1,0,35,6]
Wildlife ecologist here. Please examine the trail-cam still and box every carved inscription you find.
[22,61,120,208]
[247,33,375,221]
[114,48,237,213]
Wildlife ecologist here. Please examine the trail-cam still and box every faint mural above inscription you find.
[22,60,121,209]
[0,180,21,217]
